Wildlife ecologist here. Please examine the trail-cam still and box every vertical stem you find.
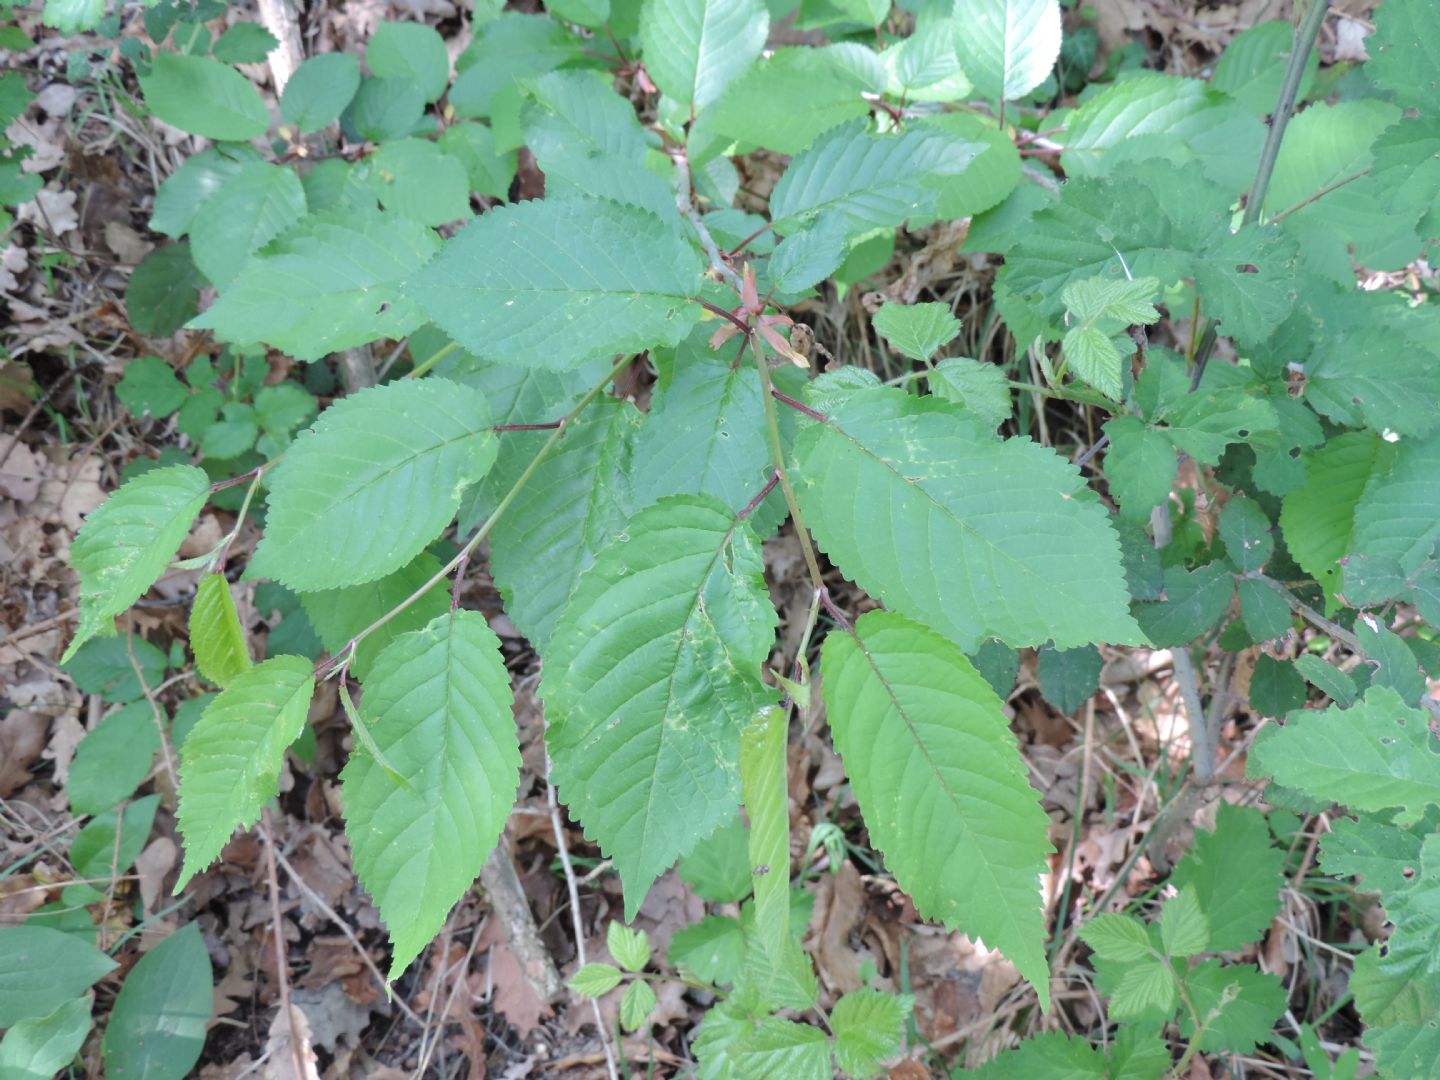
[260,810,310,1080]
[751,339,826,592]
[1149,503,1214,784]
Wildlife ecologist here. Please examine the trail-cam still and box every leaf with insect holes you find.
[343,611,521,979]
[542,495,778,918]
[793,387,1141,652]
[176,656,315,887]
[64,465,211,663]
[822,611,1054,1007]
[248,379,496,592]
[189,574,251,688]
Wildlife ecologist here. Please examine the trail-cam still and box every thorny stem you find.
[315,353,633,677]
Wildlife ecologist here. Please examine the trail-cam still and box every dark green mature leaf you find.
[212,23,279,64]
[1218,496,1273,573]
[1179,961,1287,1054]
[362,138,470,227]
[191,209,440,360]
[410,198,703,370]
[954,0,1062,104]
[301,553,449,680]
[1365,0,1440,114]
[190,574,251,688]
[668,916,745,985]
[1132,563,1232,647]
[1211,20,1317,115]
[695,47,869,156]
[343,611,521,978]
[139,54,269,141]
[64,465,211,662]
[542,495,778,917]
[1349,429,1440,583]
[1237,577,1292,642]
[176,656,315,886]
[822,611,1053,1006]
[1352,932,1440,1080]
[1104,417,1176,522]
[367,20,449,103]
[450,14,579,121]
[69,702,160,816]
[0,927,115,1028]
[1280,431,1387,604]
[249,378,496,591]
[102,923,212,1080]
[343,76,427,142]
[280,53,362,133]
[1171,803,1284,952]
[1250,654,1307,717]
[126,244,204,337]
[970,1031,1109,1079]
[63,636,168,704]
[1037,644,1102,714]
[640,0,769,111]
[793,387,1141,652]
[116,356,189,419]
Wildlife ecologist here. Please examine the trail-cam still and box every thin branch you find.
[752,339,826,592]
[735,470,781,523]
[697,298,752,337]
[408,339,459,380]
[672,148,744,293]
[260,810,310,1080]
[769,388,826,423]
[1271,166,1371,224]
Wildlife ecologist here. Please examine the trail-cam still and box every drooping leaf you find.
[190,209,441,360]
[102,922,212,1080]
[189,574,251,688]
[343,611,521,978]
[138,54,269,141]
[542,495,778,917]
[821,610,1054,1006]
[409,197,704,370]
[953,0,1062,104]
[248,378,496,591]
[64,465,210,662]
[0,927,116,1028]
[640,0,769,111]
[176,656,316,886]
[792,386,1141,652]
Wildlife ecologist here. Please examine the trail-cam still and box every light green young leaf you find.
[607,922,651,973]
[64,465,210,662]
[343,611,520,978]
[1061,324,1126,400]
[1249,687,1440,816]
[969,1031,1109,1079]
[410,198,703,370]
[301,552,450,680]
[926,357,1012,428]
[1280,431,1386,604]
[1171,803,1284,953]
[0,927,115,1028]
[954,0,1062,104]
[871,302,961,362]
[1080,913,1152,963]
[102,923,212,1080]
[1062,275,1161,327]
[793,387,1141,652]
[189,574,251,688]
[667,916,745,985]
[542,495,778,918]
[190,209,440,360]
[569,963,623,996]
[619,979,657,1032]
[367,20,449,103]
[640,0,769,111]
[1109,956,1176,1018]
[730,1017,830,1080]
[821,611,1053,1007]
[248,378,496,591]
[0,997,92,1080]
[830,988,913,1079]
[679,815,752,903]
[1159,885,1209,957]
[1177,961,1287,1054]
[42,0,102,32]
[139,54,270,141]
[280,53,362,133]
[1104,417,1177,522]
[176,656,315,886]
[1364,0,1440,114]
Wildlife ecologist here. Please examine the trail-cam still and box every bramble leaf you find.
[1080,914,1152,963]
[1171,803,1285,952]
[871,301,961,362]
[830,988,913,1079]
[343,611,520,978]
[821,610,1053,1006]
[1365,0,1440,114]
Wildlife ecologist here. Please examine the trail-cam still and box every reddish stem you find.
[698,298,752,336]
[770,388,826,423]
[493,420,566,432]
[736,470,781,523]
[727,222,774,259]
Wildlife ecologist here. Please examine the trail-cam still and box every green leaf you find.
[640,0,769,111]
[191,208,440,360]
[151,147,262,239]
[189,574,251,688]
[768,120,982,239]
[42,0,103,32]
[248,378,496,591]
[1177,960,1286,1054]
[1212,20,1317,115]
[696,48,869,156]
[1349,429,1440,583]
[1356,621,1427,705]
[367,20,449,103]
[176,656,315,886]
[1365,0,1440,114]
[668,916,745,986]
[280,53,362,133]
[679,814,753,903]
[767,215,850,294]
[1294,654,1358,707]
[1037,644,1102,714]
[730,1018,830,1080]
[871,302,961,362]
[450,14,579,121]
[1109,955,1176,1018]
[69,701,160,816]
[1159,885,1209,957]
[188,162,307,288]
[301,553,449,680]
[1280,431,1386,604]
[139,54,269,141]
[821,610,1053,1006]
[1080,913,1152,963]
[1171,802,1284,953]
[0,927,115,1028]
[619,979,657,1032]
[1062,325,1126,400]
[212,23,279,64]
[607,922,651,973]
[126,244,204,338]
[1352,935,1440,1079]
[102,923,213,1080]
[410,197,703,370]
[0,997,92,1080]
[63,636,168,704]
[542,495,778,918]
[438,123,517,199]
[953,0,1062,103]
[913,112,1020,220]
[64,465,210,662]
[362,138,471,227]
[1131,563,1233,648]
[1237,577,1292,642]
[971,1031,1109,1080]
[739,708,790,968]
[569,963,622,996]
[116,356,189,419]
[342,611,520,978]
[1218,496,1273,573]
[1104,416,1177,522]
[71,796,160,883]
[926,357,1012,428]
[793,387,1141,652]
[1250,687,1440,814]
[831,989,913,1079]
[343,76,426,142]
